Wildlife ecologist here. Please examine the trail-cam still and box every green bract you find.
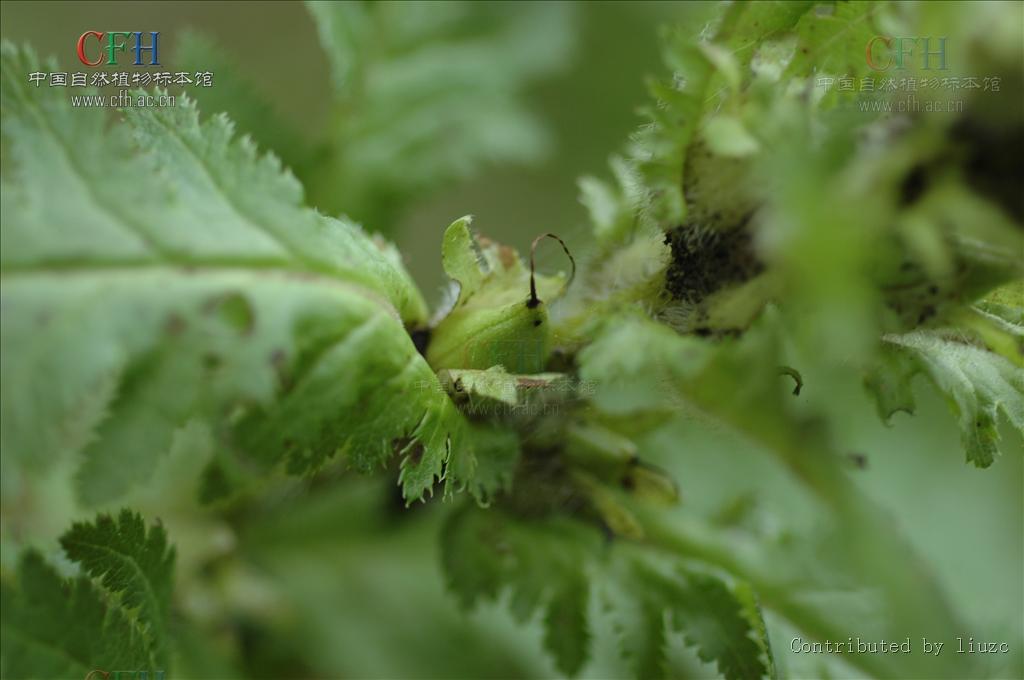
[426,217,568,374]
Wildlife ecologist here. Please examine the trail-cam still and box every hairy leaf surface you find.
[875,330,1024,466]
[0,43,470,504]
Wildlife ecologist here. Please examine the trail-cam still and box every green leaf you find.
[461,425,520,506]
[440,506,599,676]
[734,582,777,680]
[0,43,469,504]
[607,560,768,680]
[662,570,768,680]
[605,575,668,680]
[59,510,175,664]
[1,553,157,679]
[440,506,505,609]
[979,280,1024,320]
[1,512,175,678]
[121,94,428,324]
[969,282,1024,366]
[1,45,427,325]
[543,569,591,677]
[877,330,1024,467]
[864,345,919,422]
[783,1,886,83]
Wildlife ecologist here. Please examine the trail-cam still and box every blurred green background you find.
[1,2,1020,678]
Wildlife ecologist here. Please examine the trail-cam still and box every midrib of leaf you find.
[58,536,165,644]
[1,68,168,256]
[0,621,93,677]
[2,264,404,406]
[134,105,425,314]
[0,263,400,319]
[0,255,284,274]
[86,584,161,671]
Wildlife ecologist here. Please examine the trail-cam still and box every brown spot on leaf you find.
[270,349,291,391]
[164,314,186,336]
[847,452,868,469]
[497,245,517,269]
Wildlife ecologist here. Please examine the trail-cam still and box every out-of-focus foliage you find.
[575,0,1024,457]
[1,512,174,678]
[443,505,769,680]
[872,327,1023,467]
[0,1,1021,679]
[180,1,575,233]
